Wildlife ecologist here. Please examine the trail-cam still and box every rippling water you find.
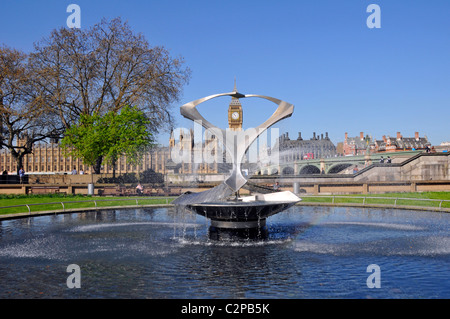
[0,206,448,298]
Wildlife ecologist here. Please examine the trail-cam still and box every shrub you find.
[139,169,164,184]
[97,172,138,184]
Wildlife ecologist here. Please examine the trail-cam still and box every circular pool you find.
[0,206,448,298]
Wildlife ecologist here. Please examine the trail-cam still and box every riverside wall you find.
[0,153,449,195]
[251,153,450,194]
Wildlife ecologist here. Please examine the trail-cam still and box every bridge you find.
[256,150,423,175]
[250,152,450,195]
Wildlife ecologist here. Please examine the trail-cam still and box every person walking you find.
[19,167,25,184]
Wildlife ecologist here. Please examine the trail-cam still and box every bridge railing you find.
[299,195,450,211]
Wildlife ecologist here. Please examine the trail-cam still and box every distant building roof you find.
[376,132,430,151]
[275,132,337,159]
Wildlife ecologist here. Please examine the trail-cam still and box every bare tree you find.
[0,45,63,175]
[30,18,190,127]
[29,18,190,173]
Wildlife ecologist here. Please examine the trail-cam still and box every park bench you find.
[142,188,153,195]
[169,187,182,196]
[100,187,121,196]
[155,188,169,196]
[30,186,60,194]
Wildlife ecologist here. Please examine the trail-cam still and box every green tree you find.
[61,106,154,177]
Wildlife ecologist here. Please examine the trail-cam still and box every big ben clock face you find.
[232,111,239,120]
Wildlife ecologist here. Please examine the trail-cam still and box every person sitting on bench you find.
[136,183,144,195]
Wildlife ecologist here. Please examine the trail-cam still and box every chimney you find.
[286,132,289,140]
[298,132,303,140]
[397,132,402,140]
[321,133,323,140]
[345,132,348,141]
[415,132,419,141]
[360,132,364,141]
[313,132,316,140]
[325,132,329,140]
[382,135,387,142]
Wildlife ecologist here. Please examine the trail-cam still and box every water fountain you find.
[172,87,301,239]
[1,92,448,300]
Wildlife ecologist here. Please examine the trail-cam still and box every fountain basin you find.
[185,191,301,229]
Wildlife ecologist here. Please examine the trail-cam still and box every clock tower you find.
[228,80,243,131]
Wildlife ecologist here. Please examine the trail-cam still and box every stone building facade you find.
[343,131,431,156]
[0,93,242,177]
[275,131,337,162]
[0,141,172,176]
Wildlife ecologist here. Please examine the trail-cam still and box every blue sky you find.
[1,0,449,146]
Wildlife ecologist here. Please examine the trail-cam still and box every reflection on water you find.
[0,206,449,298]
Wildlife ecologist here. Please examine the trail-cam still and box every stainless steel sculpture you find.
[173,86,301,239]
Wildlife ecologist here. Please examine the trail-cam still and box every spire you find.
[231,77,245,98]
[230,76,241,106]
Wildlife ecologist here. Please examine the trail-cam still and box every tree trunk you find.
[112,157,117,179]
[15,155,24,176]
[92,156,103,174]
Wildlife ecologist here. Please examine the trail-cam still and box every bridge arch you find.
[282,166,295,175]
[270,168,278,175]
[299,165,320,174]
[327,163,353,174]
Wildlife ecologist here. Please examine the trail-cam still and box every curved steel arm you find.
[180,91,294,192]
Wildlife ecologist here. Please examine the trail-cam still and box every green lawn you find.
[1,192,450,216]
[300,192,450,209]
[0,194,175,215]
